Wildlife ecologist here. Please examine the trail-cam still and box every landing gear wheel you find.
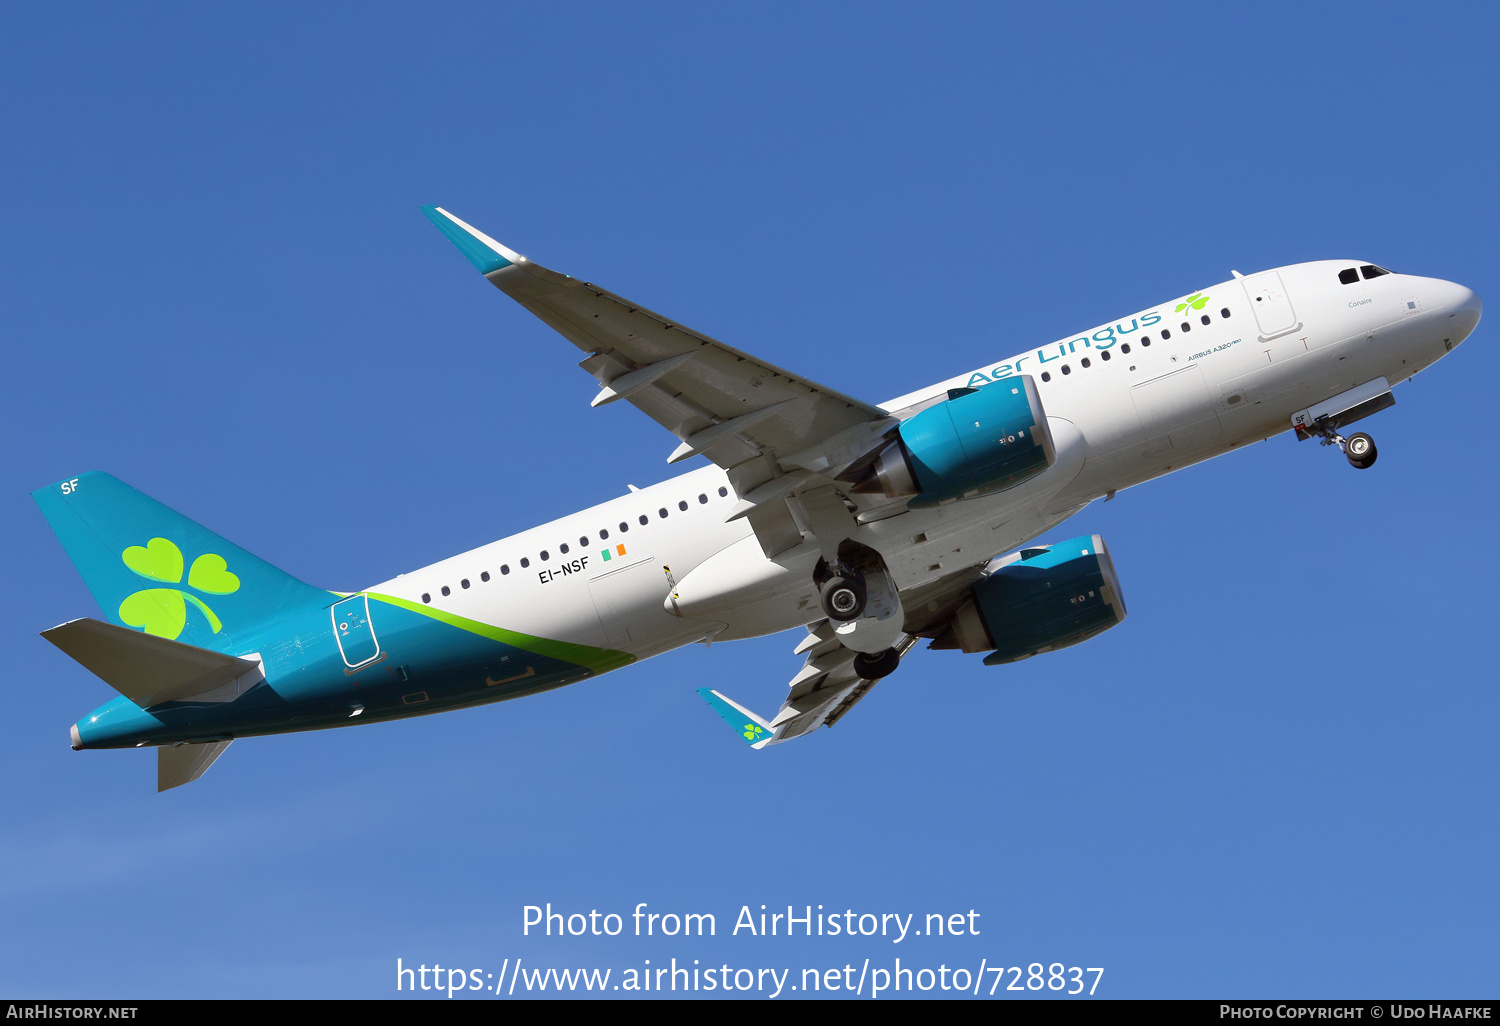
[819,574,866,621]
[852,647,901,680]
[1345,432,1377,469]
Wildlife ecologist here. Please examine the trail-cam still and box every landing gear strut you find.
[1307,419,1378,470]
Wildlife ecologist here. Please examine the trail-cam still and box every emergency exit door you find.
[331,594,381,668]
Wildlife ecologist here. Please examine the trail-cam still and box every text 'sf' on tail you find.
[33,472,330,653]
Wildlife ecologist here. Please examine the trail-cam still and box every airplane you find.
[33,206,1482,789]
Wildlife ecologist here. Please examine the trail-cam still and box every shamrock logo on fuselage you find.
[118,537,241,640]
[1175,292,1210,315]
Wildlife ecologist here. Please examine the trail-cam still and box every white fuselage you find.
[373,261,1480,663]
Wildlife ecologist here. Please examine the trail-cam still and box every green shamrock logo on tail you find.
[118,538,240,639]
[1175,292,1210,315]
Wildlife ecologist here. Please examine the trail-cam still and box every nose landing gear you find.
[1344,431,1377,469]
[1307,419,1379,470]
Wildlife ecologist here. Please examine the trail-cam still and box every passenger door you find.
[1239,270,1301,340]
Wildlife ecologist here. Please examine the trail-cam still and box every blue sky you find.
[3,2,1497,999]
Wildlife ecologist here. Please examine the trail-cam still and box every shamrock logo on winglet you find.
[1175,292,1210,314]
[742,722,765,742]
[118,538,240,640]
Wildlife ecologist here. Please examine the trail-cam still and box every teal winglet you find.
[420,205,517,274]
[698,688,774,749]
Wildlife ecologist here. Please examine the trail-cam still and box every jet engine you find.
[853,377,1054,508]
[930,534,1125,664]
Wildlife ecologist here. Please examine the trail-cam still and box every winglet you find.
[697,688,775,749]
[420,205,524,274]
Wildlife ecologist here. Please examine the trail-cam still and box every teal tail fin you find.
[33,472,329,653]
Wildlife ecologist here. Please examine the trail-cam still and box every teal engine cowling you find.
[853,378,1054,508]
[931,534,1126,664]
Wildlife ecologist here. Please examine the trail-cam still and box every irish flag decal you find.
[600,543,627,562]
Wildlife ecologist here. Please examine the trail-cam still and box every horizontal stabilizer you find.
[42,618,261,709]
[697,689,775,749]
[158,740,232,792]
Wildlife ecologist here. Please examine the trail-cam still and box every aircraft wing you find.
[699,623,921,746]
[694,554,998,746]
[424,207,899,553]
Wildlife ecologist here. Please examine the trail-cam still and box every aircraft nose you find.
[1444,281,1482,346]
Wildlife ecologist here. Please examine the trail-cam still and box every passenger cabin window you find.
[638,515,648,525]
[579,536,589,548]
[1041,371,1051,382]
[1101,350,1112,361]
[1061,364,1071,375]
[1200,314,1210,325]
[1339,267,1360,284]
[620,521,630,532]
[678,500,688,511]
[718,487,728,497]
[1220,307,1230,318]
[481,571,490,582]
[441,586,451,596]
[540,550,550,561]
[658,508,668,518]
[698,493,708,504]
[1081,357,1091,368]
[461,579,470,589]
[560,543,569,554]
[600,529,610,540]
[1361,264,1390,279]
[520,557,530,568]
[1121,343,1131,354]
[422,593,431,603]
[501,565,510,575]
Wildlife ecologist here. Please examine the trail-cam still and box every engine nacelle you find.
[854,377,1054,508]
[931,534,1126,664]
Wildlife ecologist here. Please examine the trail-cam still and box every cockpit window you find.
[1338,267,1360,285]
[1360,264,1391,279]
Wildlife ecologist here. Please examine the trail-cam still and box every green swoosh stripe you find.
[366,592,635,675]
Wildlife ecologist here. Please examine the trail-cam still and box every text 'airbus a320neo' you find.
[34,207,1482,788]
